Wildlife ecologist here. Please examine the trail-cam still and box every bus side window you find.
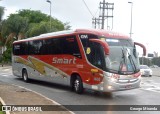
[13,42,28,55]
[28,40,42,55]
[62,36,81,58]
[87,42,106,70]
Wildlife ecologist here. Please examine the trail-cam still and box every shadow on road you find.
[15,78,114,99]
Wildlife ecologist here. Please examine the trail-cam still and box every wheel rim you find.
[23,72,27,81]
[74,79,79,92]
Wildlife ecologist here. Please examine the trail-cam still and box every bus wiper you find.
[126,48,137,73]
[118,48,126,74]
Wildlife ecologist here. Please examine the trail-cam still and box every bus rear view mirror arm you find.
[89,39,109,55]
[134,42,146,56]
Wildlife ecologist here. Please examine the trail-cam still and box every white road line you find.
[0,74,13,77]
[11,84,75,114]
[140,88,160,93]
[140,82,160,93]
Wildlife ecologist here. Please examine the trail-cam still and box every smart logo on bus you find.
[52,57,76,64]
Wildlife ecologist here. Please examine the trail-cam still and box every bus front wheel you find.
[22,69,29,82]
[73,76,83,94]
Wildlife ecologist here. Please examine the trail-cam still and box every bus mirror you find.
[89,39,109,55]
[134,42,146,56]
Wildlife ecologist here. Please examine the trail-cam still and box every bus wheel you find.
[73,76,83,94]
[22,70,29,82]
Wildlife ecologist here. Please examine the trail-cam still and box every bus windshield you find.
[104,38,140,75]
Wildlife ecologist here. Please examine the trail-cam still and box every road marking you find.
[140,82,160,93]
[140,88,160,93]
[0,73,13,78]
[11,84,75,114]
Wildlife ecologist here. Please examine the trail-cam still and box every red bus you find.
[12,29,146,94]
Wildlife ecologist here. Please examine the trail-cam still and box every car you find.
[140,65,152,77]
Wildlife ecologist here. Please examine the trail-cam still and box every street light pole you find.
[47,0,51,31]
[128,2,133,38]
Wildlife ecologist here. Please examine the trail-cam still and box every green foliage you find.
[0,9,71,62]
[18,9,50,23]
[1,14,29,39]
[2,47,12,63]
[64,22,71,30]
[152,57,160,67]
[139,57,160,67]
[26,21,49,37]
[139,57,152,66]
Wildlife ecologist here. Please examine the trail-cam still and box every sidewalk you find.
[0,66,73,114]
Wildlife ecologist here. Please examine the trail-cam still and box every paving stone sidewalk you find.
[0,66,73,114]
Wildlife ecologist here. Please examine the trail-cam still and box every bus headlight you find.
[107,85,112,89]
[110,77,117,82]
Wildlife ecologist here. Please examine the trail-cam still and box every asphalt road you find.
[0,66,160,114]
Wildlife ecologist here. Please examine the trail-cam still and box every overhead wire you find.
[81,0,94,17]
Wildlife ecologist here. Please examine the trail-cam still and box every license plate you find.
[125,85,132,88]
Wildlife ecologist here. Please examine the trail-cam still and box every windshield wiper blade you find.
[127,49,138,73]
[118,48,126,74]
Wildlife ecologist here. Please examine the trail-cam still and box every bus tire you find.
[22,69,29,82]
[73,75,83,94]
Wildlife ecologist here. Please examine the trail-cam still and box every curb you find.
[11,84,75,114]
[0,97,10,114]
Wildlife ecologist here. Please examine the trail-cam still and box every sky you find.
[0,0,160,55]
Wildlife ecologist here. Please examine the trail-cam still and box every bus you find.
[12,29,146,94]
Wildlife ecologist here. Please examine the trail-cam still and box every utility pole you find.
[94,0,114,30]
[128,2,133,38]
[47,0,52,31]
[100,0,105,29]
[92,18,101,29]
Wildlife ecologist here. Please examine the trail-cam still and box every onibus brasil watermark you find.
[1,105,160,111]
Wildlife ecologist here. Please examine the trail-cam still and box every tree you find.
[0,9,71,63]
[0,6,5,63]
[26,21,49,37]
[139,57,152,66]
[64,22,71,30]
[18,9,50,23]
[1,14,29,46]
[152,57,160,67]
[18,10,66,37]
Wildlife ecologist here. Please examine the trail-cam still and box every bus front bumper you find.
[90,76,141,92]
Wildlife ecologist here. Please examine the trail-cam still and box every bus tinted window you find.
[28,40,43,55]
[42,38,63,55]
[13,42,28,55]
[40,36,81,58]
[62,37,81,58]
[87,42,106,70]
[14,35,81,58]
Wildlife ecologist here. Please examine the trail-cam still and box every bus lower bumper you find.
[86,78,141,92]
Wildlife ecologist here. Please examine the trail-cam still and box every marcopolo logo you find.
[52,57,76,64]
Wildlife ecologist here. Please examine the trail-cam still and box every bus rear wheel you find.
[22,69,29,82]
[73,76,83,94]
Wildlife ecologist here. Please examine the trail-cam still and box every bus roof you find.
[13,29,130,43]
